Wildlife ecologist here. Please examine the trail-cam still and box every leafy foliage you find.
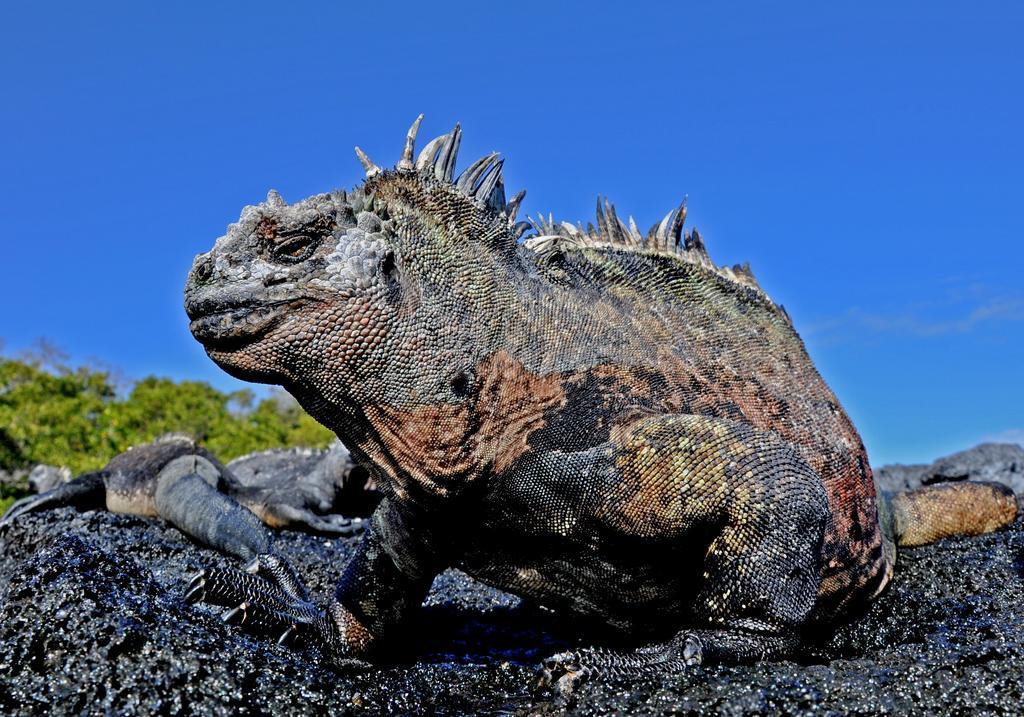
[0,350,335,492]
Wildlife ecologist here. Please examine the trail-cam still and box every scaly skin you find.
[181,117,1017,695]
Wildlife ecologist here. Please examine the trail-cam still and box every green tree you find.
[0,357,117,473]
[0,351,335,501]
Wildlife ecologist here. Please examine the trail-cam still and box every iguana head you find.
[184,116,534,497]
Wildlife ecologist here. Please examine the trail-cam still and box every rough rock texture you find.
[1,505,1021,715]
[876,443,1024,501]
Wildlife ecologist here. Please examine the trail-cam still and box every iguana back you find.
[508,237,886,615]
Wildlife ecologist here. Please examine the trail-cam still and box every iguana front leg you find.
[184,497,439,662]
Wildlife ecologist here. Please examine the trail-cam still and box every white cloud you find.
[978,428,1024,447]
[803,296,1024,342]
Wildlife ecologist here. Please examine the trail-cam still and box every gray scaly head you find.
[184,116,528,499]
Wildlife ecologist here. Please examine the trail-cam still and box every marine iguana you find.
[0,435,373,558]
[181,116,1018,695]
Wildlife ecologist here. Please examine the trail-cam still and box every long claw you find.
[222,601,249,624]
[277,625,296,645]
[184,581,206,604]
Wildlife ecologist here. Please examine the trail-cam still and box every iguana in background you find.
[0,436,372,557]
[181,115,1018,695]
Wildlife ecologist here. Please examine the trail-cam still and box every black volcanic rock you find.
[0,452,1022,715]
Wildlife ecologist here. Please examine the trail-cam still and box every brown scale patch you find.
[362,351,565,500]
[476,351,567,474]
[812,449,891,612]
[256,216,278,240]
[363,401,475,495]
[330,601,376,656]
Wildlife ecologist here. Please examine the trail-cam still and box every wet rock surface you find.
[0,507,1021,715]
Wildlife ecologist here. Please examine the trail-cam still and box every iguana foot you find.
[535,633,702,698]
[184,553,369,667]
[0,494,55,530]
[255,504,366,536]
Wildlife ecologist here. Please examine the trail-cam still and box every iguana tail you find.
[882,481,1018,548]
[0,471,106,530]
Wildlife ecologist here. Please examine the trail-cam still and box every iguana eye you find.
[273,234,319,263]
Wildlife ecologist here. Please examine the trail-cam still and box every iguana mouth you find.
[186,296,301,349]
[188,304,285,347]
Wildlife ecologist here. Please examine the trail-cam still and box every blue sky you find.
[1,2,1021,465]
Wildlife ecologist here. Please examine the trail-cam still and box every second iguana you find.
[0,436,374,557]
[181,116,1017,694]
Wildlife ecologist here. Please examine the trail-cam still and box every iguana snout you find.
[184,278,297,347]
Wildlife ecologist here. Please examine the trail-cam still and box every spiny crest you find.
[525,196,766,295]
[262,117,766,301]
[255,115,528,253]
[350,115,524,223]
